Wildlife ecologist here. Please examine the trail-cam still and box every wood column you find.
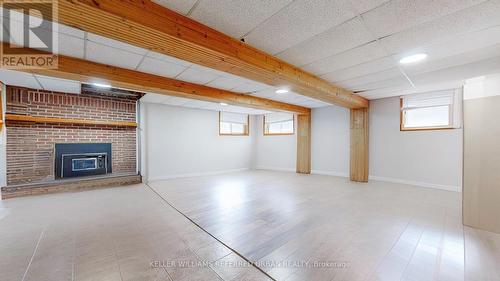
[350,107,369,182]
[296,113,311,174]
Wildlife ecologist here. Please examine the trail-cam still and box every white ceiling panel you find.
[86,41,145,70]
[403,43,500,77]
[362,0,486,39]
[190,0,292,39]
[321,56,397,83]
[0,70,41,89]
[175,67,220,85]
[244,0,356,55]
[410,55,500,87]
[58,33,85,59]
[137,57,187,78]
[152,0,198,15]
[353,75,411,92]
[35,75,81,94]
[230,81,270,93]
[86,33,148,55]
[277,17,374,66]
[206,76,249,91]
[380,0,500,55]
[304,41,386,75]
[337,67,403,89]
[58,24,85,39]
[146,51,192,67]
[350,0,391,14]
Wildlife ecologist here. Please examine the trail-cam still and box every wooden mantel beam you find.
[53,0,368,109]
[6,47,309,114]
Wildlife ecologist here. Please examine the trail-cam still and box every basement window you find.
[400,90,462,131]
[219,111,249,136]
[264,113,294,135]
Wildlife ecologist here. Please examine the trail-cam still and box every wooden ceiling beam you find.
[53,0,368,109]
[7,48,309,114]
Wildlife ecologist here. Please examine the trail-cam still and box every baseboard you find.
[147,168,250,182]
[254,166,296,172]
[311,170,349,178]
[368,175,462,192]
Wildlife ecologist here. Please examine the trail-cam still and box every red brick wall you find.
[5,86,138,185]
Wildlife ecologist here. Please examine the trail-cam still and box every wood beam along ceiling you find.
[6,46,309,114]
[52,0,368,109]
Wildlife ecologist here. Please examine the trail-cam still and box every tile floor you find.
[1,170,499,281]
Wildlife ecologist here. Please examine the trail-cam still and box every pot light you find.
[399,53,427,64]
[92,82,112,88]
[275,88,289,94]
[220,102,228,106]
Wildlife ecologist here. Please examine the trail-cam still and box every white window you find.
[264,113,294,135]
[400,89,462,131]
[219,111,249,135]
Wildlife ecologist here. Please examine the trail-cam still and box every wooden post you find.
[296,113,311,174]
[350,107,369,182]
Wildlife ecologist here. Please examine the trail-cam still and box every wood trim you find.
[263,114,295,136]
[52,0,367,109]
[218,111,250,136]
[296,114,311,174]
[400,97,455,132]
[7,44,310,115]
[350,107,369,182]
[5,114,138,127]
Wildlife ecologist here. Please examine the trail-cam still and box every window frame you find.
[218,111,250,136]
[400,97,454,132]
[263,114,295,136]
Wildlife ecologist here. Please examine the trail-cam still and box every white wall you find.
[0,84,6,194]
[140,102,254,181]
[369,97,463,191]
[311,106,350,177]
[254,115,296,171]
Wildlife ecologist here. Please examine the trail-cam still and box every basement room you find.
[0,0,499,280]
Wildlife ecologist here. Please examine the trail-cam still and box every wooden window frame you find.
[263,114,295,136]
[400,98,454,132]
[218,111,249,136]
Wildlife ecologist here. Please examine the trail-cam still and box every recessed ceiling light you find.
[92,82,112,88]
[399,53,428,64]
[276,88,289,94]
[220,102,228,106]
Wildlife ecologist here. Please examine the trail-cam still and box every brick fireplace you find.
[2,86,141,198]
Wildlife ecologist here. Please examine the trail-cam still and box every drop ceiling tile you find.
[403,43,500,77]
[35,75,81,94]
[245,0,356,55]
[190,0,293,39]
[379,0,500,54]
[349,0,391,14]
[141,93,168,103]
[206,76,249,91]
[277,17,374,66]
[321,56,397,82]
[410,55,500,87]
[58,24,85,38]
[230,81,269,93]
[303,41,386,75]
[362,0,486,39]
[86,33,148,55]
[146,51,192,67]
[152,0,198,15]
[137,57,187,78]
[337,67,403,89]
[0,70,41,89]
[58,33,85,58]
[86,41,145,69]
[352,75,411,92]
[175,67,220,84]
